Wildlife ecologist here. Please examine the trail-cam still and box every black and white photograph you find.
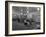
[12,6,40,30]
[5,1,45,36]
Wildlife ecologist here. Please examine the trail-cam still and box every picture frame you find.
[5,1,45,36]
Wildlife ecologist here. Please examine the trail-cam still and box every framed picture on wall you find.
[5,1,45,36]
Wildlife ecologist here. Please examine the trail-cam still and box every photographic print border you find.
[5,1,45,36]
